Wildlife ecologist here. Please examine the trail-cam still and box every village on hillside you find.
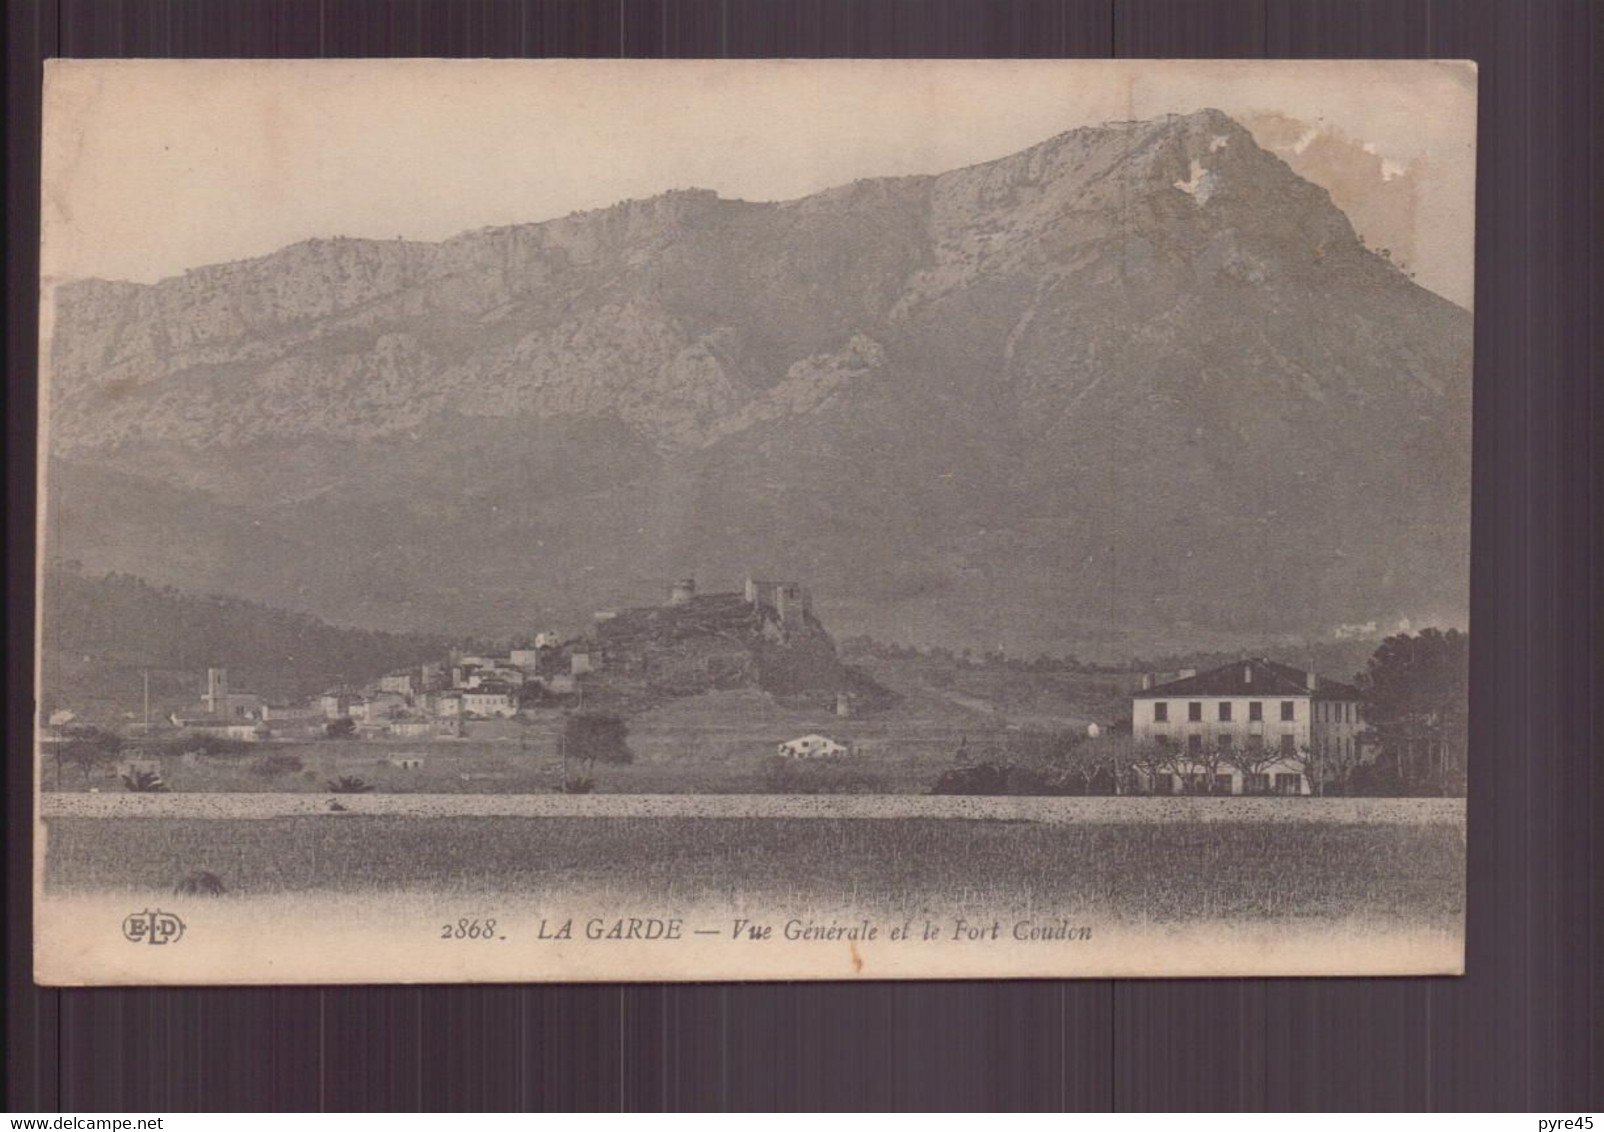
[38,572,1468,799]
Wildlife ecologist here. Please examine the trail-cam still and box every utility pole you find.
[142,670,151,733]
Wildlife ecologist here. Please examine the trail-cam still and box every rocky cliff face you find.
[43,109,1472,656]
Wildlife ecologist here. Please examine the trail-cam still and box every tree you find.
[1299,737,1361,797]
[58,725,122,783]
[1058,735,1135,795]
[1225,741,1284,796]
[1129,742,1180,795]
[324,717,357,740]
[1357,629,1469,794]
[1182,739,1232,794]
[562,712,633,783]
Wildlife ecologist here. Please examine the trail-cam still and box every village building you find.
[430,691,465,718]
[388,719,436,739]
[376,670,418,697]
[198,668,265,720]
[259,703,325,740]
[170,717,271,743]
[465,665,526,688]
[262,703,321,725]
[1130,659,1364,795]
[777,734,852,760]
[170,670,271,738]
[318,689,359,719]
[461,684,517,719]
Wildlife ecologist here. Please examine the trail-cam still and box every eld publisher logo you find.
[121,909,185,946]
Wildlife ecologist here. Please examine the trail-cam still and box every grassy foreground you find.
[43,816,1465,926]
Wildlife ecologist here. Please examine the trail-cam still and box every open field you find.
[43,695,1024,795]
[41,685,1098,797]
[44,740,949,796]
[42,812,1464,928]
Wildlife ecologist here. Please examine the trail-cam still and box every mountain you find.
[42,109,1472,657]
[37,567,453,723]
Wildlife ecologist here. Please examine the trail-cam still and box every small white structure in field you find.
[1086,722,1102,739]
[777,734,851,760]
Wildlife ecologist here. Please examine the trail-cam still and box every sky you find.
[41,59,1477,307]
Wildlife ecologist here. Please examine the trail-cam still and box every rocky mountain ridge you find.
[43,109,1472,656]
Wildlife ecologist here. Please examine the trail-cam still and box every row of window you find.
[1158,733,1299,754]
[1149,772,1305,795]
[1153,700,1291,724]
[1154,734,1358,758]
[1150,700,1356,724]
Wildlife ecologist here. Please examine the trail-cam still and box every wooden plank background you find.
[6,0,1599,1111]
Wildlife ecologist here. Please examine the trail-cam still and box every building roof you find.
[1133,658,1361,701]
[782,734,844,747]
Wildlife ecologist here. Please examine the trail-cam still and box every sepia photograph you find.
[34,58,1474,984]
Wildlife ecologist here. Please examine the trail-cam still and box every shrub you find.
[931,763,1008,795]
[560,777,596,795]
[324,775,374,794]
[930,762,1081,796]
[563,713,633,773]
[121,768,169,793]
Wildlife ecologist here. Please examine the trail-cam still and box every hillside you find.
[42,109,1472,656]
[577,590,891,714]
[37,567,452,724]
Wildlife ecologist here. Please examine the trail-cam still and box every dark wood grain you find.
[6,0,1600,1112]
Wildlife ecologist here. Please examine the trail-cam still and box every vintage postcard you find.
[34,59,1474,984]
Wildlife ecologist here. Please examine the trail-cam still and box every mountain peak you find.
[44,114,1470,654]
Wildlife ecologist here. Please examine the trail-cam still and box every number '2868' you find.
[440,917,498,940]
